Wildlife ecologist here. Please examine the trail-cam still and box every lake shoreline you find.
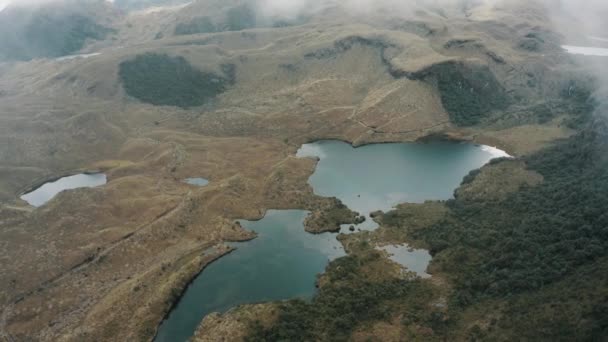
[156,139,508,341]
[17,169,104,198]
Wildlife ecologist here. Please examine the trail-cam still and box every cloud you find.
[0,0,115,11]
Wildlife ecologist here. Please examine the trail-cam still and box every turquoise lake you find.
[154,141,508,341]
[297,140,508,230]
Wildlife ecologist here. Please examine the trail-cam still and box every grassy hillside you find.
[175,16,218,35]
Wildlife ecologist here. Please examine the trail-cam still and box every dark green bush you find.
[433,63,510,126]
[119,53,230,108]
[246,254,436,341]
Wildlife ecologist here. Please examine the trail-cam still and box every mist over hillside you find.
[112,0,191,10]
[0,0,118,60]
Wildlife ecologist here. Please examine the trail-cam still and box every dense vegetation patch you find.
[246,251,442,341]
[395,115,608,339]
[417,120,608,299]
[119,53,232,108]
[437,63,510,126]
[414,62,510,126]
[0,11,113,61]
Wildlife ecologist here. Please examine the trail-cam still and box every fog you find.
[256,0,608,32]
[544,0,608,110]
[254,0,608,112]
[1,0,607,93]
[257,0,475,18]
[1,0,607,33]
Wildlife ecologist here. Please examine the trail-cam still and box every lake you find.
[20,173,107,207]
[154,210,343,342]
[297,140,509,230]
[154,140,508,341]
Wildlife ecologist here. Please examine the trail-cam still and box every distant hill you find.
[0,0,118,61]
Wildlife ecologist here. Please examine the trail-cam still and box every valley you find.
[0,0,605,341]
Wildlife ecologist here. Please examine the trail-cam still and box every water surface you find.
[562,45,608,57]
[378,244,432,278]
[20,173,107,207]
[154,210,343,342]
[156,140,508,341]
[297,140,508,230]
[184,178,209,186]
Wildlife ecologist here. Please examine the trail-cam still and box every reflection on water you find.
[154,210,344,342]
[20,173,107,207]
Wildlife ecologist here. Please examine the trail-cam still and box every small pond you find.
[20,173,107,207]
[184,178,209,187]
[378,244,433,278]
